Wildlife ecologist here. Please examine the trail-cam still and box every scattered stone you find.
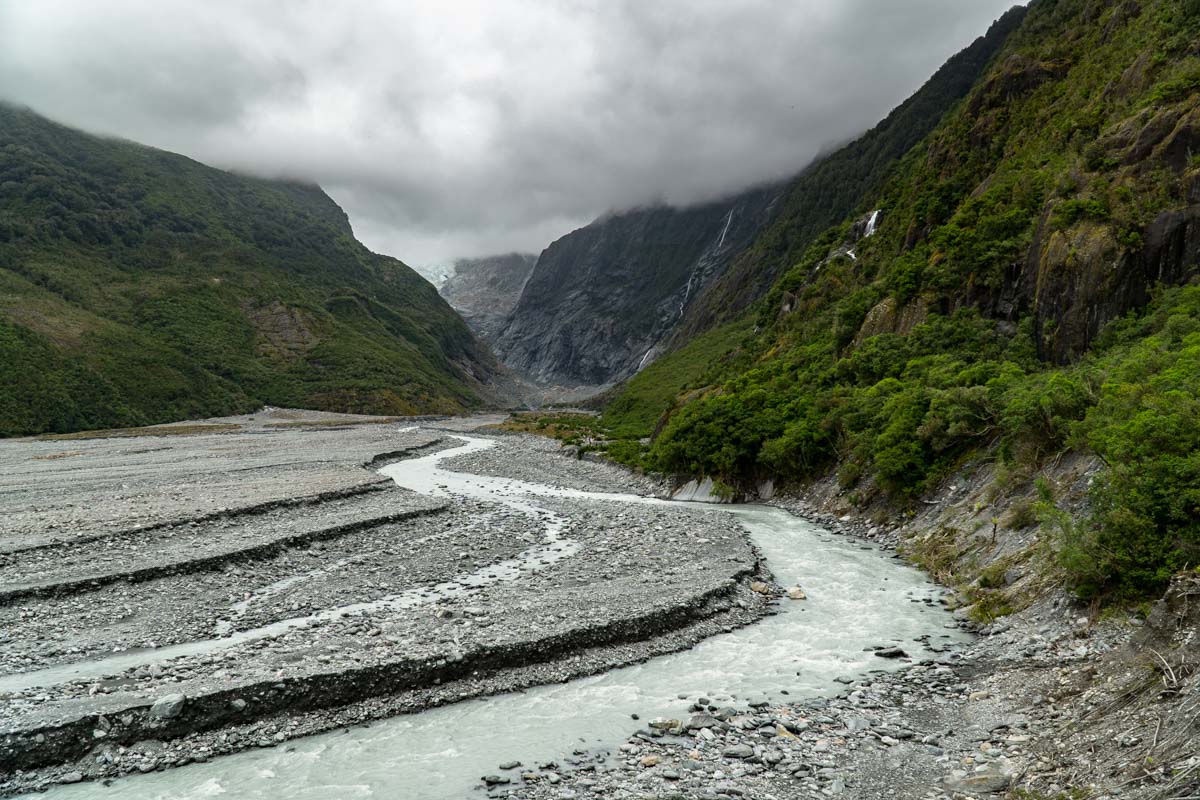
[943,766,1013,794]
[722,744,755,759]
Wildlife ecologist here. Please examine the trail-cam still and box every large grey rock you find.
[722,744,755,760]
[943,766,1014,794]
[148,693,186,720]
[874,647,908,659]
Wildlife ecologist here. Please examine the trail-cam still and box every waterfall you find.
[865,209,881,237]
[716,207,735,249]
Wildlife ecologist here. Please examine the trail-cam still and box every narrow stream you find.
[22,433,967,800]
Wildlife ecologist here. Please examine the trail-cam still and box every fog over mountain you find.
[0,0,1017,266]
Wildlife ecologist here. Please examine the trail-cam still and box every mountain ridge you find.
[494,183,785,387]
[585,0,1200,603]
[491,5,1028,389]
[0,103,501,436]
[439,252,538,343]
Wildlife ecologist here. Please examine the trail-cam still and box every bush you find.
[1051,198,1109,229]
[1005,498,1039,530]
[1033,293,1200,600]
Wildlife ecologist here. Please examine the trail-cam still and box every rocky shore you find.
[481,571,1121,800]
[471,474,1198,800]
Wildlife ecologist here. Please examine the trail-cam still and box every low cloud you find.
[0,0,1019,267]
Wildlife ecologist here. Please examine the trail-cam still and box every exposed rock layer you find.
[438,253,537,343]
[495,186,784,387]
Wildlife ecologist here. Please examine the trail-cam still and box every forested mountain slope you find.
[672,4,1029,345]
[0,105,500,436]
[597,0,1200,601]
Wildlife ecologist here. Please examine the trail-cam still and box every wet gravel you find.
[0,412,768,796]
[443,432,666,497]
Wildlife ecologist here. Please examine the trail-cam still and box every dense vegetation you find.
[0,105,497,435]
[587,0,1200,602]
[674,5,1029,343]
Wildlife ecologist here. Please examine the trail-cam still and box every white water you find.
[635,345,656,372]
[23,433,966,800]
[865,209,881,237]
[716,207,735,249]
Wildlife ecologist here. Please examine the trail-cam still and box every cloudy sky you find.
[0,1,1017,272]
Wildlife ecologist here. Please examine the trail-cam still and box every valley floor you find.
[1,412,1195,799]
[0,410,768,796]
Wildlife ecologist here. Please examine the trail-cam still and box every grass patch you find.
[901,525,968,584]
[966,588,1015,624]
[496,412,602,443]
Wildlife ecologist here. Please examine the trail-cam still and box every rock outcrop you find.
[439,253,537,343]
[494,186,785,387]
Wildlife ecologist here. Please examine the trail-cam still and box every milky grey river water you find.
[23,434,967,800]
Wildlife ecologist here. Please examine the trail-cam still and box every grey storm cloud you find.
[0,0,1018,269]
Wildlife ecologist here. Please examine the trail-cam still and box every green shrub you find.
[1051,198,1109,229]
[1005,498,1040,530]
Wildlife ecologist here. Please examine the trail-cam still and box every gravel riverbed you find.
[0,411,769,796]
[468,494,1155,800]
[3,410,1165,800]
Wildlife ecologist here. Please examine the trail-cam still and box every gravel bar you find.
[0,411,770,795]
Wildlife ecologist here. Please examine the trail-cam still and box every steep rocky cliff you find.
[439,253,537,343]
[494,5,1026,389]
[494,185,785,387]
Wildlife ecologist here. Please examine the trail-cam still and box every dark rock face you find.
[1026,206,1200,363]
[439,253,537,343]
[485,8,1028,390]
[494,186,785,386]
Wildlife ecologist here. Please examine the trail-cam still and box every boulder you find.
[148,693,186,721]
